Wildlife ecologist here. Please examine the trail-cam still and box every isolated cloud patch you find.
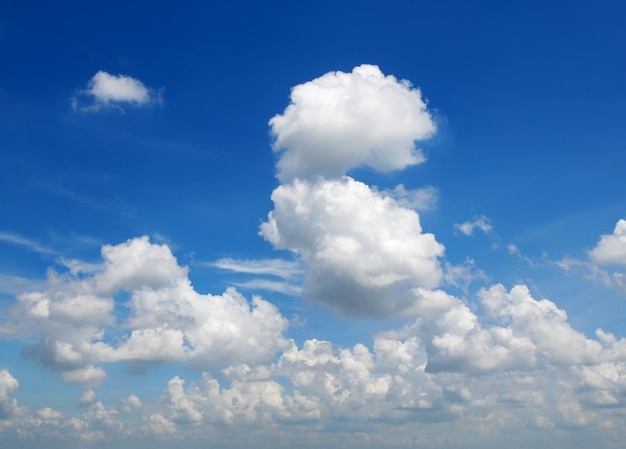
[454,215,493,236]
[269,64,436,181]
[260,176,444,317]
[72,71,162,112]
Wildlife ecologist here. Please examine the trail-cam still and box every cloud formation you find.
[269,64,436,181]
[260,177,444,317]
[590,219,626,266]
[3,64,626,448]
[454,215,493,236]
[3,237,289,385]
[72,71,162,112]
[381,184,439,211]
[4,277,626,446]
[557,219,626,297]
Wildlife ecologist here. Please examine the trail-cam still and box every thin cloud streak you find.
[212,257,304,280]
[0,231,57,256]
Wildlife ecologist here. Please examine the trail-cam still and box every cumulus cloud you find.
[72,71,162,112]
[269,64,436,181]
[260,176,444,317]
[3,237,290,382]
[590,219,626,266]
[3,283,626,445]
[0,370,21,420]
[78,389,97,407]
[65,282,625,438]
[557,220,626,296]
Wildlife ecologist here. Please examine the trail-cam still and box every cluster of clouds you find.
[2,236,289,387]
[2,279,626,446]
[2,65,626,447]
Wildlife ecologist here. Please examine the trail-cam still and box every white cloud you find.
[558,220,626,297]
[36,407,65,421]
[0,231,56,255]
[442,258,488,291]
[381,184,439,210]
[231,278,302,296]
[454,215,493,236]
[0,369,23,421]
[590,219,626,266]
[212,257,304,279]
[4,65,626,448]
[78,389,97,407]
[4,237,290,381]
[269,64,436,181]
[4,277,626,444]
[62,366,107,388]
[73,71,162,112]
[211,257,304,296]
[0,274,43,297]
[260,176,444,317]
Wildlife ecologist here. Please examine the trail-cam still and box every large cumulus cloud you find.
[269,64,436,181]
[260,177,444,317]
[3,237,289,385]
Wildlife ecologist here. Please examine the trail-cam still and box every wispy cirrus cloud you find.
[0,231,56,256]
[212,257,304,280]
[211,257,304,296]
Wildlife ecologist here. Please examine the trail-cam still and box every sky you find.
[1,1,626,448]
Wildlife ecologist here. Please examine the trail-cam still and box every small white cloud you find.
[589,219,626,266]
[72,71,162,112]
[0,370,18,399]
[78,389,96,407]
[507,243,520,255]
[381,184,439,210]
[36,407,65,421]
[232,279,302,296]
[212,258,304,280]
[443,259,488,291]
[454,215,493,236]
[0,369,24,421]
[62,366,107,388]
[269,64,436,181]
[556,256,584,271]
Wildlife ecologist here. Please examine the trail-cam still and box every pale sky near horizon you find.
[1,1,626,448]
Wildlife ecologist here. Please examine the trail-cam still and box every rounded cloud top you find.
[269,64,436,181]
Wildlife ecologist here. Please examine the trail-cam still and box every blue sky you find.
[1,1,626,448]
